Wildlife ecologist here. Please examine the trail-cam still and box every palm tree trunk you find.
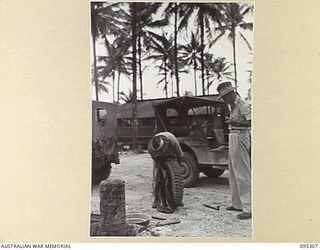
[193,60,197,96]
[174,3,180,97]
[112,71,115,103]
[200,12,205,96]
[117,71,121,103]
[131,3,138,150]
[92,36,99,102]
[138,34,143,100]
[165,82,168,99]
[232,27,238,88]
[171,72,174,97]
[165,61,168,98]
[206,69,210,95]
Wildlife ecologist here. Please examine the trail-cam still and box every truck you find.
[92,101,119,184]
[151,95,230,187]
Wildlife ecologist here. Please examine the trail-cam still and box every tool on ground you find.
[203,204,220,211]
[155,218,180,227]
[151,216,167,220]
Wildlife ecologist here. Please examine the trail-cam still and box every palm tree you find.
[91,2,105,102]
[180,32,202,96]
[111,3,164,148]
[119,89,134,102]
[164,3,181,97]
[155,58,188,98]
[145,31,175,97]
[91,67,110,96]
[96,65,115,101]
[130,3,138,150]
[204,54,233,94]
[179,3,224,95]
[216,3,253,87]
[98,37,131,103]
[90,2,125,101]
[246,56,253,102]
[135,3,168,100]
[156,72,169,98]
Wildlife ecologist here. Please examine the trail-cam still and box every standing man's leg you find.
[152,161,160,208]
[228,132,243,211]
[233,131,251,213]
[231,131,251,219]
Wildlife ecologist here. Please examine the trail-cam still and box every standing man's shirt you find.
[229,96,251,130]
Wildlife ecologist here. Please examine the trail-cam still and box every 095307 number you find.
[300,244,318,248]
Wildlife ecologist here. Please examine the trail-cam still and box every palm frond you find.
[156,77,166,86]
[148,18,169,28]
[208,31,226,47]
[239,31,252,51]
[239,22,253,30]
[241,5,253,16]
[178,8,194,31]
[97,83,109,93]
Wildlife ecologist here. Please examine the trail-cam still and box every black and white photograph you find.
[2,0,320,245]
[89,1,254,237]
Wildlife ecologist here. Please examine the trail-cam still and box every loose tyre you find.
[202,167,225,177]
[164,159,184,207]
[180,152,199,187]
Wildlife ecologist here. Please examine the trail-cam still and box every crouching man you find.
[148,132,184,213]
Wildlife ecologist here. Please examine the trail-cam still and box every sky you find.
[91,3,254,103]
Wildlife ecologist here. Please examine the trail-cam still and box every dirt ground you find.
[91,151,251,238]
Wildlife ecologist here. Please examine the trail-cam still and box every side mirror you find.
[96,108,107,126]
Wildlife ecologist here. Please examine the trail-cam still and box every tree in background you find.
[216,3,253,88]
[91,67,109,96]
[145,31,174,98]
[119,89,134,102]
[164,3,181,96]
[204,54,233,94]
[180,32,202,96]
[129,3,138,150]
[91,2,106,102]
[135,3,169,100]
[90,2,124,101]
[246,54,253,102]
[99,37,131,103]
[179,3,224,95]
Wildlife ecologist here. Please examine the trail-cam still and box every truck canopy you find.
[152,96,228,132]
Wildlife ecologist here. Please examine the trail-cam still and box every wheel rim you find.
[180,160,191,179]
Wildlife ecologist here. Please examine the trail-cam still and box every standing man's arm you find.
[230,102,251,127]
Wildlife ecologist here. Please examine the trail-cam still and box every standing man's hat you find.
[217,81,236,99]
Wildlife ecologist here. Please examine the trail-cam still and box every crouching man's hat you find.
[217,81,236,99]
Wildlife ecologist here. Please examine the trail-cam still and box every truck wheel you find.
[92,164,112,185]
[202,167,225,177]
[180,152,199,188]
[164,159,184,207]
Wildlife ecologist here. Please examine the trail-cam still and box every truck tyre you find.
[164,159,184,207]
[202,167,225,177]
[180,152,199,188]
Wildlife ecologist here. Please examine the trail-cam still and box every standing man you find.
[217,82,252,220]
